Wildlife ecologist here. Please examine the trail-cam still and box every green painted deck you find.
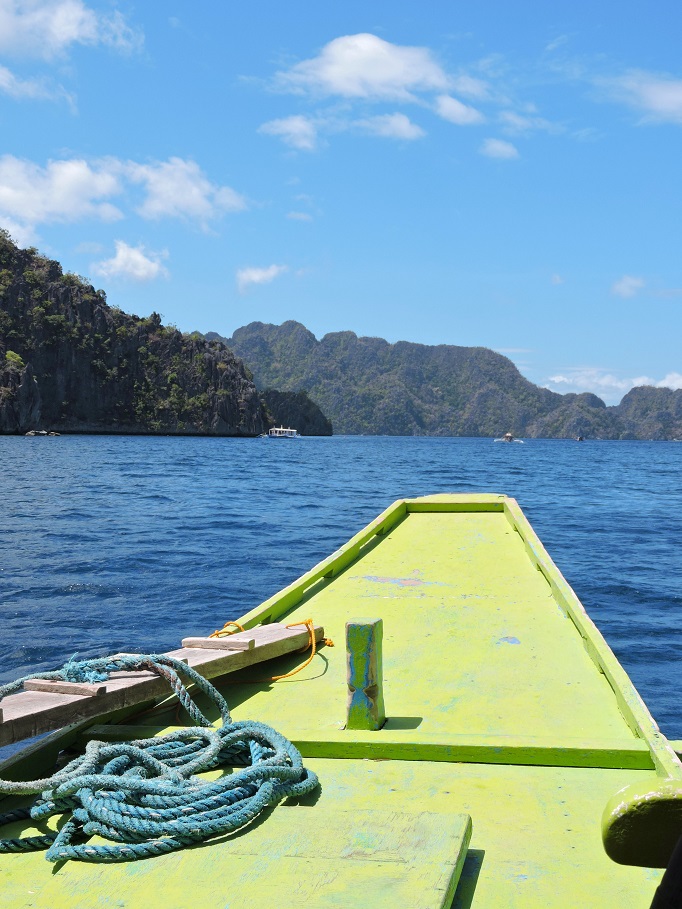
[1,494,680,907]
[225,509,646,745]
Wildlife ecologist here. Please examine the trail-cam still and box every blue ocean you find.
[1,435,680,739]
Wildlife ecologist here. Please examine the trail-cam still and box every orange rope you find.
[209,621,245,639]
[267,618,316,681]
[241,618,334,683]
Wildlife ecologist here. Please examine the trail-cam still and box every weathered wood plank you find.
[23,679,106,697]
[181,635,255,651]
[0,624,323,747]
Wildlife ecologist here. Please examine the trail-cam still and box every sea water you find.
[0,435,680,739]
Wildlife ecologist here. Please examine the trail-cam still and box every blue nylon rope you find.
[0,654,318,862]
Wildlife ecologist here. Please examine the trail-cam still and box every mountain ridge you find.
[220,320,682,439]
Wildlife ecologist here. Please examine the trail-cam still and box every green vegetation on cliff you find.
[224,320,682,439]
[0,231,267,435]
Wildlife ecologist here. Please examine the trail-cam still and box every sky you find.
[0,1,681,404]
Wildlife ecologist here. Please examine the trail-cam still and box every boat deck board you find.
[0,794,471,909]
[219,511,641,745]
[0,758,661,909]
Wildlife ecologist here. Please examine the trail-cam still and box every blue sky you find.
[1,1,681,404]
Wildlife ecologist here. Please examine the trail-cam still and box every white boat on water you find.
[494,432,524,444]
[261,426,301,439]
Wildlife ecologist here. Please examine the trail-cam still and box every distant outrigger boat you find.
[260,426,301,439]
[494,431,524,443]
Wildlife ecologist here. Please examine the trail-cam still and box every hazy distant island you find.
[0,231,329,436]
[1,231,680,439]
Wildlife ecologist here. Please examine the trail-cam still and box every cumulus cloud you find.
[125,158,246,223]
[92,240,168,282]
[236,264,288,294]
[601,70,682,124]
[354,112,425,139]
[275,33,449,101]
[258,115,318,150]
[480,138,519,159]
[435,94,484,125]
[612,275,644,298]
[657,372,682,390]
[261,33,558,154]
[0,155,123,227]
[0,0,142,60]
[0,154,246,235]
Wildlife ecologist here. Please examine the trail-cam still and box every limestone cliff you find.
[0,231,267,435]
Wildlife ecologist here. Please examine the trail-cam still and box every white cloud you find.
[0,155,123,227]
[551,274,565,285]
[276,33,449,101]
[611,274,644,298]
[259,115,318,150]
[125,158,246,223]
[286,211,313,221]
[480,138,519,159]
[92,240,168,282]
[236,264,288,294]
[0,154,246,236]
[0,0,142,60]
[435,94,484,125]
[354,112,425,139]
[657,372,682,390]
[0,216,35,247]
[499,110,560,134]
[602,70,682,125]
[545,35,570,53]
[450,74,490,100]
[547,368,682,401]
[546,367,654,403]
[0,63,68,101]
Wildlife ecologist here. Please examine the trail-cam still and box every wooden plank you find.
[9,808,472,909]
[23,679,106,697]
[0,624,324,747]
[181,636,255,651]
[76,724,656,770]
[290,732,655,770]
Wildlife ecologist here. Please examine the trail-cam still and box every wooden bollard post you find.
[346,618,386,731]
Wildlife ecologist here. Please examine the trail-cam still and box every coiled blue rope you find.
[0,653,318,862]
